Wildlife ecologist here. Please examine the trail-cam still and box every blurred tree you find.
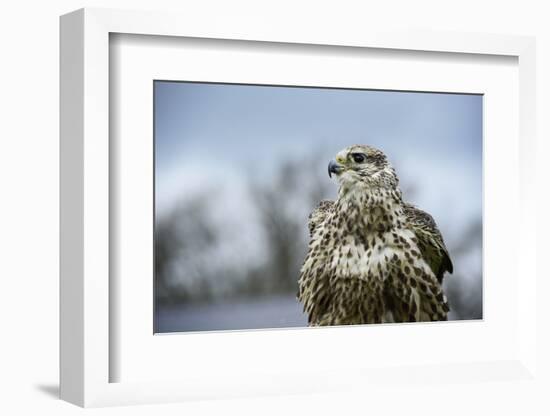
[248,154,333,295]
[155,192,220,305]
[444,218,483,320]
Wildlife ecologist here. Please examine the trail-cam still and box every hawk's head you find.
[328,144,398,192]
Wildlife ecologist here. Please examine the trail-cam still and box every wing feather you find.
[299,200,335,324]
[403,203,453,283]
[307,200,335,237]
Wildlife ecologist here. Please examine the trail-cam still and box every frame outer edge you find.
[517,38,537,376]
[59,8,85,407]
[82,8,111,407]
[84,7,532,57]
[58,7,538,407]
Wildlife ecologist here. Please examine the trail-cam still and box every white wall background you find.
[0,0,548,415]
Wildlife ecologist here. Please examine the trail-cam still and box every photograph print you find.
[154,81,482,333]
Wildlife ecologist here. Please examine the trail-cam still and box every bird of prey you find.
[298,145,453,325]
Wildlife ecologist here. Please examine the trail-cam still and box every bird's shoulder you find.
[402,202,453,282]
[307,199,335,236]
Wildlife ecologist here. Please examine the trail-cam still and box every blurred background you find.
[154,81,482,333]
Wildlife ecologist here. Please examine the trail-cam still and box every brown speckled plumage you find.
[298,145,453,325]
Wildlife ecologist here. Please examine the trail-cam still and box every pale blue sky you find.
[155,81,482,239]
[155,82,482,174]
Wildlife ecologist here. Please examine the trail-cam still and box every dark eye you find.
[351,153,367,163]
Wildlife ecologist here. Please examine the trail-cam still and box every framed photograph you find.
[60,8,538,407]
[152,81,482,333]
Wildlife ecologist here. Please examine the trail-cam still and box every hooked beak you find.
[328,159,344,178]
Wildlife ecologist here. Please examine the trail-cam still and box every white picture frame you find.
[60,7,538,408]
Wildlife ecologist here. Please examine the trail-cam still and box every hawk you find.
[298,145,453,325]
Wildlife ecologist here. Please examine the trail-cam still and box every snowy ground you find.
[156,294,308,333]
[155,293,471,333]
